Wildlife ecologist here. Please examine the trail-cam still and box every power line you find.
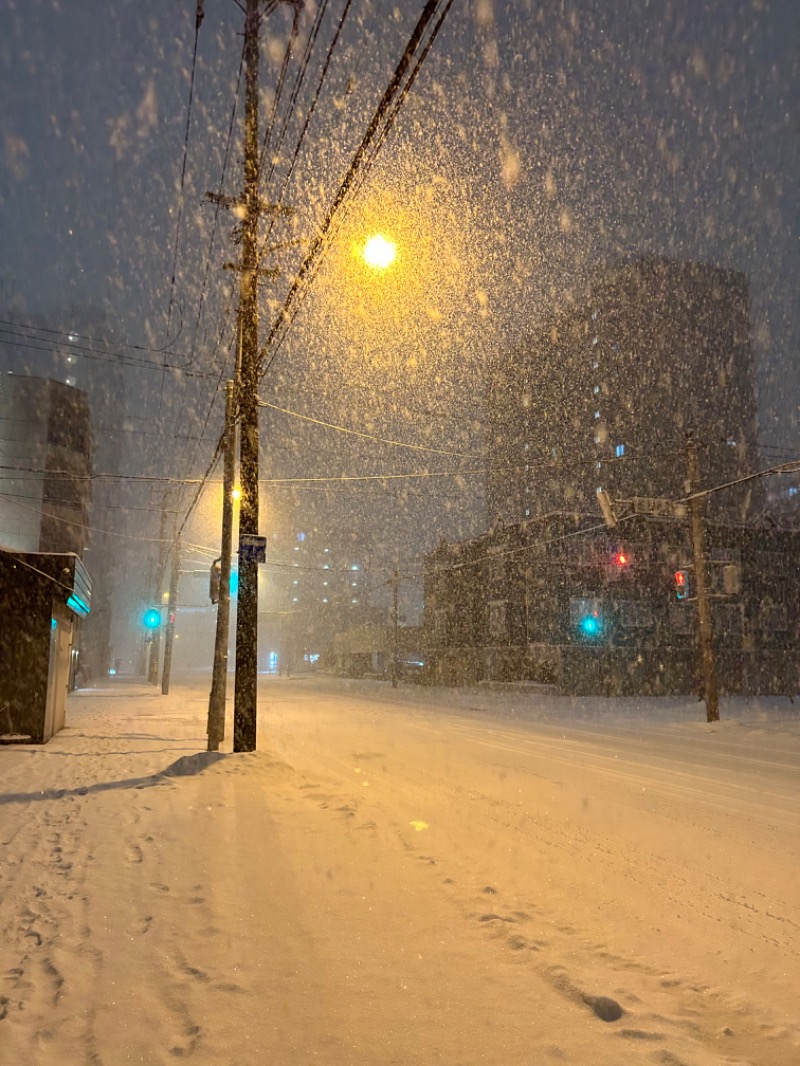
[0,329,217,378]
[166,0,206,334]
[259,0,452,377]
[258,397,482,458]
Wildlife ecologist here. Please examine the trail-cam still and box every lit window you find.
[323,564,330,570]
[726,439,737,447]
[788,487,799,497]
[591,310,598,320]
[296,532,305,541]
[592,360,599,370]
[292,596,298,603]
[66,355,75,364]
[350,564,360,571]
[594,435,601,445]
[594,410,601,420]
[322,597,328,604]
[351,581,357,587]
[524,508,531,517]
[292,579,299,585]
[596,462,602,471]
[323,548,330,553]
[323,580,328,586]
[592,336,598,345]
[351,598,358,604]
[68,333,78,342]
[615,444,626,457]
[66,376,76,387]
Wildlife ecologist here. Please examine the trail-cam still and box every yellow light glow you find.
[362,234,397,270]
[231,487,241,500]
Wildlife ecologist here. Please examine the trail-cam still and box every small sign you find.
[239,534,267,564]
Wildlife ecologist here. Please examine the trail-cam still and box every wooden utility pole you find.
[233,0,262,752]
[207,381,236,749]
[686,432,720,722]
[391,570,399,689]
[161,535,181,695]
[148,501,169,684]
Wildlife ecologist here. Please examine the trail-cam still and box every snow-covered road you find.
[1,677,798,1065]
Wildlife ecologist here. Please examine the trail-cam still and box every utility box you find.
[0,550,91,743]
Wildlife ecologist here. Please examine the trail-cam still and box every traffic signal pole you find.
[686,432,720,722]
[207,381,236,749]
[233,0,261,752]
[161,535,182,695]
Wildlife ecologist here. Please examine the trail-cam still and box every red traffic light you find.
[613,550,630,567]
[674,570,689,599]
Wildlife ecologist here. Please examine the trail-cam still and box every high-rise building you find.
[0,374,92,555]
[487,257,761,526]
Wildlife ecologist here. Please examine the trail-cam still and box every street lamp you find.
[361,234,397,271]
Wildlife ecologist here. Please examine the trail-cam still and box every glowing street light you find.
[362,234,397,270]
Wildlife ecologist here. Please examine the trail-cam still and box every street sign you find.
[239,534,266,564]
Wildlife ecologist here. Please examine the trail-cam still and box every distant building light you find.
[594,410,601,420]
[68,333,78,342]
[292,596,299,603]
[591,336,598,345]
[788,486,799,497]
[350,564,360,571]
[596,462,602,471]
[351,581,357,587]
[65,376,76,387]
[524,508,531,517]
[593,385,600,394]
[296,531,305,541]
[322,580,328,586]
[323,547,330,553]
[726,439,737,447]
[66,355,76,364]
[322,597,328,603]
[591,310,598,320]
[592,360,599,370]
[594,435,601,445]
[615,443,626,457]
[323,564,330,570]
[351,598,358,604]
[292,579,299,585]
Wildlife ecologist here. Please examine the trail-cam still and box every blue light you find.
[229,569,239,596]
[615,443,626,457]
[579,614,602,637]
[142,608,161,630]
[66,593,90,617]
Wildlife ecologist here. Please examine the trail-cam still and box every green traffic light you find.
[143,608,161,630]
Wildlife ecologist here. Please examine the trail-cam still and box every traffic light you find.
[210,559,221,604]
[142,607,161,630]
[674,570,689,600]
[579,612,603,638]
[613,549,630,568]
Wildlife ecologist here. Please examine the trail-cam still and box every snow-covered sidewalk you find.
[1,678,798,1066]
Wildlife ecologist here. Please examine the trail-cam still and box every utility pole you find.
[233,0,262,752]
[148,501,169,684]
[161,535,182,695]
[207,381,236,750]
[686,432,720,722]
[391,570,399,689]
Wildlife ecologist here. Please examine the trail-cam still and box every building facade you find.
[488,257,761,528]
[0,374,92,555]
[424,515,800,696]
